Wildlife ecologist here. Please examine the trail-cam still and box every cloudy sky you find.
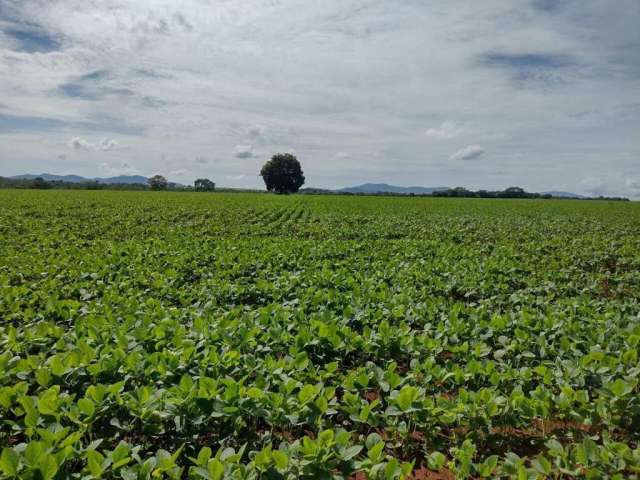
[0,0,639,196]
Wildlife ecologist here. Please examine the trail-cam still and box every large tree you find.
[260,153,305,194]
[194,178,216,192]
[148,175,168,191]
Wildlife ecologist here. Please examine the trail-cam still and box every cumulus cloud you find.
[449,145,485,161]
[625,178,640,191]
[99,138,118,151]
[1,1,638,191]
[68,137,92,151]
[579,176,640,198]
[67,137,118,152]
[425,121,461,139]
[99,162,138,176]
[247,125,266,138]
[234,145,254,159]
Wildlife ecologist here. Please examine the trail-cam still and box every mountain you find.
[541,191,585,199]
[10,173,88,183]
[98,175,149,185]
[339,183,449,195]
[10,173,149,185]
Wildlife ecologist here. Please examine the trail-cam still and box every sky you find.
[0,0,639,196]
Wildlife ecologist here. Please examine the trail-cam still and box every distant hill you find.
[339,183,449,195]
[541,191,585,199]
[10,173,149,185]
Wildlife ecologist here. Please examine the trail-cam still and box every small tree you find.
[148,175,168,191]
[194,178,216,192]
[260,153,305,194]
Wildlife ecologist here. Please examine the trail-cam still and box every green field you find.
[1,190,639,479]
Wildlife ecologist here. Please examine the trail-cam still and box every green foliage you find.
[260,153,305,194]
[148,174,168,191]
[0,190,639,478]
[194,179,216,192]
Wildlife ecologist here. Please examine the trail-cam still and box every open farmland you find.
[1,190,640,479]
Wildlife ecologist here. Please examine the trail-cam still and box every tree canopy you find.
[148,175,168,191]
[260,153,305,194]
[194,178,216,192]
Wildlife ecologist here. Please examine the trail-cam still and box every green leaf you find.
[155,449,175,471]
[38,454,58,480]
[272,450,289,470]
[246,387,263,400]
[253,447,272,471]
[196,447,212,466]
[0,448,19,477]
[24,442,46,467]
[207,459,225,480]
[298,384,317,404]
[478,455,499,477]
[607,379,634,397]
[293,352,309,370]
[531,455,552,475]
[427,452,446,471]
[368,441,385,462]
[35,369,51,387]
[78,398,95,417]
[36,388,59,416]
[365,433,382,450]
[111,442,131,463]
[86,450,105,477]
[396,385,419,412]
[340,445,363,461]
[318,429,334,446]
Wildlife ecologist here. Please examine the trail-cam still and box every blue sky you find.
[0,0,639,196]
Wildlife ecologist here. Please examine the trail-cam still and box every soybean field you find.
[1,190,640,479]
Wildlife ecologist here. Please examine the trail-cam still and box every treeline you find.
[0,177,630,201]
[431,186,629,201]
[0,177,147,190]
[301,186,629,201]
[0,176,199,191]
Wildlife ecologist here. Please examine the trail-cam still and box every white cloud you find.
[247,125,266,138]
[67,136,118,152]
[579,176,640,198]
[0,1,638,191]
[234,145,254,159]
[68,137,92,151]
[99,138,118,151]
[169,168,190,176]
[450,145,485,161]
[99,161,138,176]
[626,178,640,191]
[425,121,461,139]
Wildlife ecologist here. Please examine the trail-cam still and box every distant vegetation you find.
[431,186,629,201]
[302,186,629,201]
[148,175,169,191]
[260,153,305,194]
[0,172,630,201]
[194,178,216,192]
[0,176,149,190]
